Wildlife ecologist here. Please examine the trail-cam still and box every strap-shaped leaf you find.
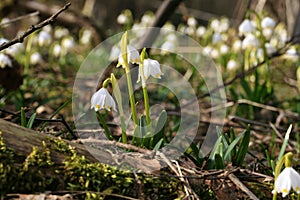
[233,125,250,166]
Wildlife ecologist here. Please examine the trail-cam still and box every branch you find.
[0,2,71,52]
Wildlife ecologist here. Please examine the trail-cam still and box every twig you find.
[0,2,71,51]
[228,173,259,200]
[0,11,40,27]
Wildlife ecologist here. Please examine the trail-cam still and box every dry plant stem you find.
[0,2,71,51]
[228,173,259,200]
[0,11,40,27]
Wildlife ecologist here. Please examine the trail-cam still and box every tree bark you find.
[0,119,161,174]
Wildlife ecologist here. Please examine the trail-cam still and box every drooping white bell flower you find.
[261,17,276,29]
[242,34,260,49]
[0,53,12,68]
[239,19,255,36]
[138,58,162,85]
[196,26,206,37]
[117,45,140,67]
[30,52,42,65]
[187,17,197,27]
[90,88,117,112]
[38,31,52,47]
[272,167,300,197]
[226,59,238,71]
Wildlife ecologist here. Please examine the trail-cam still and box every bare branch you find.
[0,2,71,52]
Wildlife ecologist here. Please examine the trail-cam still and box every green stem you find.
[97,112,113,140]
[120,115,127,143]
[125,68,138,126]
[142,86,151,125]
[272,192,277,200]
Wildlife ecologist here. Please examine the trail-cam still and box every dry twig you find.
[0,2,71,51]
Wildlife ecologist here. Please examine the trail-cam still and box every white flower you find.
[219,44,229,55]
[61,37,75,50]
[138,58,162,85]
[265,43,276,55]
[232,39,242,52]
[0,38,9,46]
[117,14,128,25]
[272,167,300,197]
[0,53,12,68]
[219,17,229,32]
[6,43,24,56]
[53,44,62,57]
[117,45,140,66]
[38,31,51,47]
[212,33,222,44]
[30,52,42,65]
[161,41,176,54]
[227,59,238,71]
[196,26,206,37]
[202,46,212,56]
[54,27,69,39]
[211,49,219,59]
[109,45,121,61]
[141,12,155,26]
[261,17,276,29]
[242,34,260,49]
[262,28,273,40]
[239,19,255,36]
[187,17,197,27]
[210,18,220,32]
[80,29,92,45]
[90,88,117,112]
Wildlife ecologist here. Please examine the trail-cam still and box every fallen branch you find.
[0,2,71,51]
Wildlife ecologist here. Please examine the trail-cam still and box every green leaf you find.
[27,113,37,129]
[209,135,223,161]
[277,124,292,162]
[215,154,225,169]
[21,107,27,127]
[152,110,167,145]
[224,129,245,162]
[153,138,164,151]
[233,125,251,166]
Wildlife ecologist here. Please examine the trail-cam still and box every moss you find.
[0,133,181,199]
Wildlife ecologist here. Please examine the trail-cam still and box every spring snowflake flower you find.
[226,59,238,71]
[196,26,206,37]
[80,29,92,45]
[61,36,75,50]
[53,43,62,57]
[187,17,197,27]
[210,18,220,32]
[30,52,42,65]
[212,32,222,44]
[38,31,51,47]
[0,53,12,68]
[117,45,140,67]
[261,17,276,29]
[239,19,255,36]
[138,58,162,85]
[272,167,300,197]
[91,88,117,112]
[242,34,260,49]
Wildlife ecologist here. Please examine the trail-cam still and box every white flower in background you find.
[211,48,219,59]
[53,43,62,57]
[256,48,264,62]
[162,22,175,35]
[54,27,69,39]
[272,167,300,197]
[6,43,24,56]
[161,41,176,54]
[196,26,206,37]
[61,36,75,50]
[232,39,242,52]
[117,13,128,25]
[80,29,92,45]
[187,17,197,27]
[219,17,229,32]
[117,45,140,67]
[185,26,195,36]
[0,38,9,46]
[42,25,52,33]
[212,32,222,44]
[210,18,220,32]
[109,45,120,61]
[219,44,229,55]
[202,46,212,56]
[265,43,276,55]
[262,28,273,40]
[261,17,276,29]
[239,19,255,36]
[242,34,260,49]
[138,58,162,85]
[91,88,117,112]
[30,52,42,65]
[38,31,52,47]
[226,59,238,71]
[0,53,12,68]
[141,12,155,26]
